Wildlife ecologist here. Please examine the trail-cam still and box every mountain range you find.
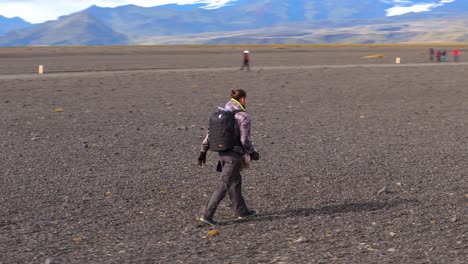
[0,16,32,36]
[0,0,467,46]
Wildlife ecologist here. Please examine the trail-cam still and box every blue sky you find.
[0,0,457,23]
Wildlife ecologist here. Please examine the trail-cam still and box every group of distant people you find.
[429,48,461,62]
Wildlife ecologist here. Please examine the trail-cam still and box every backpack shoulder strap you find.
[231,109,244,114]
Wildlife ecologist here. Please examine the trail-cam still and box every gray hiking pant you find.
[200,150,249,219]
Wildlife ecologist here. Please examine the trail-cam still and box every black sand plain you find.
[0,46,467,263]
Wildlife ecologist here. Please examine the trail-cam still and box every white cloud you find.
[386,0,456,16]
[386,3,439,16]
[0,0,235,23]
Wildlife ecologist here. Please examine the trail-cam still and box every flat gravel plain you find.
[0,47,467,263]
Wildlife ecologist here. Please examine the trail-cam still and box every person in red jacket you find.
[240,50,250,71]
[453,49,460,62]
[436,50,442,62]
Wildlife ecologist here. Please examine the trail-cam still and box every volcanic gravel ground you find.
[0,48,467,263]
[1,46,466,74]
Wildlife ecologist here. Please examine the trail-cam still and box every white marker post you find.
[395,58,401,64]
[38,65,44,74]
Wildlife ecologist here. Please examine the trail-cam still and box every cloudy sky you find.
[0,0,458,23]
[0,0,232,23]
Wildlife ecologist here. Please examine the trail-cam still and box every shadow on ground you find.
[223,197,420,225]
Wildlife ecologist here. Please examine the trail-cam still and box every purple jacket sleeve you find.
[200,132,210,153]
[236,112,255,154]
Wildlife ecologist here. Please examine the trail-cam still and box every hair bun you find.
[230,89,246,100]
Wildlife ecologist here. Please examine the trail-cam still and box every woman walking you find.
[197,89,260,226]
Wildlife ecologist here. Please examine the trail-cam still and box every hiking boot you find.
[238,210,257,220]
[198,216,219,226]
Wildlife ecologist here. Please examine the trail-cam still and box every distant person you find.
[240,50,250,71]
[453,49,460,62]
[197,89,260,226]
[436,50,441,62]
[441,49,447,62]
[429,48,434,62]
